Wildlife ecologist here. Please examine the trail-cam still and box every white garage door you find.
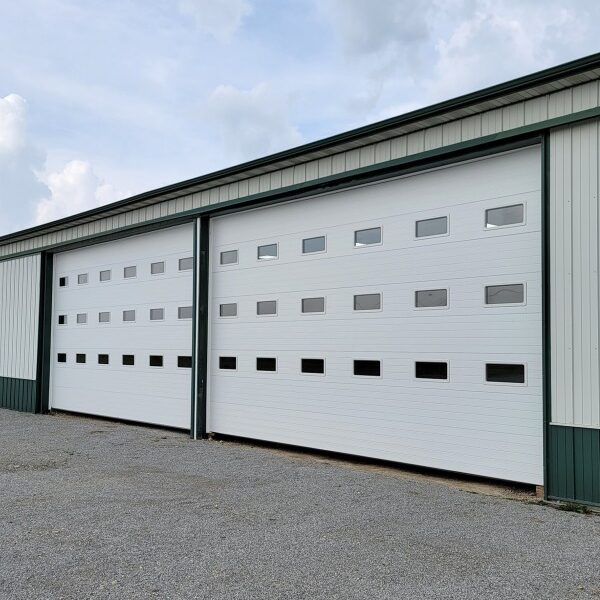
[50,224,194,429]
[208,147,543,484]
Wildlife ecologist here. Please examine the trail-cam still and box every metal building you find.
[1,54,599,506]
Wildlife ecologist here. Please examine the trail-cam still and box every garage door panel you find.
[209,412,541,483]
[210,383,541,436]
[213,237,541,299]
[209,148,543,484]
[51,224,193,429]
[212,149,540,245]
[212,325,540,356]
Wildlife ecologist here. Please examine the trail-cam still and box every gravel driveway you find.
[0,408,598,600]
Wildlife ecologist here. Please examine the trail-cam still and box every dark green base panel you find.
[548,425,600,506]
[0,376,36,413]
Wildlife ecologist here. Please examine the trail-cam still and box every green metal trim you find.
[541,133,551,500]
[195,216,210,439]
[2,52,600,247]
[190,220,198,437]
[547,425,600,506]
[35,252,53,413]
[0,376,37,413]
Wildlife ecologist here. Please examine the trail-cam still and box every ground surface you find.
[0,409,599,600]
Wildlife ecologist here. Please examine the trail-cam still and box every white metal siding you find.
[209,147,543,484]
[0,80,598,260]
[550,119,600,428]
[0,254,40,380]
[50,225,193,428]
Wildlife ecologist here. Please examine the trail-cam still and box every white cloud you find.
[0,93,122,233]
[424,0,591,101]
[317,0,429,58]
[205,82,303,162]
[178,0,252,42]
[0,94,48,234]
[35,160,119,225]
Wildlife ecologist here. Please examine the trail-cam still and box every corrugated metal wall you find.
[549,118,600,505]
[0,254,41,412]
[550,119,600,428]
[0,81,599,260]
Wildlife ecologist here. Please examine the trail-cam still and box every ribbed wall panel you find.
[0,254,41,381]
[550,120,600,428]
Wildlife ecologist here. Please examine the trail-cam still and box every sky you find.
[1,0,599,236]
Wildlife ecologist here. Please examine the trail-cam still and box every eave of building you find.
[1,52,600,247]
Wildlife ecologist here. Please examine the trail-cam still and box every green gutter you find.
[1,52,600,246]
[1,106,599,263]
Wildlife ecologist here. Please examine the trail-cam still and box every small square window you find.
[76,313,87,324]
[77,273,88,285]
[99,270,111,282]
[178,356,192,368]
[123,310,136,322]
[151,261,165,275]
[220,250,238,265]
[415,289,448,308]
[416,216,448,238]
[301,297,325,314]
[59,276,68,287]
[486,363,525,384]
[149,355,163,367]
[219,356,237,370]
[354,293,381,311]
[98,312,110,323]
[219,303,237,317]
[354,227,381,247]
[257,243,278,260]
[178,306,193,319]
[257,300,277,315]
[58,314,67,325]
[76,353,86,364]
[354,360,380,377]
[179,257,194,271]
[415,361,448,380]
[485,204,524,228]
[124,266,137,278]
[98,354,109,365]
[301,358,325,374]
[485,284,525,305]
[122,354,135,366]
[150,308,164,321]
[302,236,326,254]
[256,357,276,372]
[57,353,67,363]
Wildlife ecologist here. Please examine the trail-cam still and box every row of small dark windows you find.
[58,257,194,287]
[218,204,525,265]
[57,306,193,325]
[57,353,192,368]
[219,284,525,317]
[219,357,526,383]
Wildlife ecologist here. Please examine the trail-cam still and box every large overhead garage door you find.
[50,224,194,429]
[208,146,543,484]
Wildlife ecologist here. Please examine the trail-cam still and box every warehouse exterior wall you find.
[0,80,599,260]
[549,118,600,505]
[0,254,41,412]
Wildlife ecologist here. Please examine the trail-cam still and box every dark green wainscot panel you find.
[0,376,37,413]
[548,424,600,506]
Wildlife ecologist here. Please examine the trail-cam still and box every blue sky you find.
[1,0,599,235]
